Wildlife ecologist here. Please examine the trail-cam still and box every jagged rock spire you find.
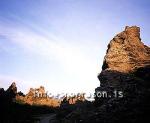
[102,26,150,73]
[6,82,17,94]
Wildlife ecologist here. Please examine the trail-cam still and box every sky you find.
[0,0,150,94]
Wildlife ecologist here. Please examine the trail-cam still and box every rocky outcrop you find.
[96,26,150,98]
[61,93,86,105]
[56,26,150,123]
[6,82,17,94]
[93,26,150,123]
[0,82,18,102]
[16,86,60,107]
[102,26,150,72]
[0,83,56,122]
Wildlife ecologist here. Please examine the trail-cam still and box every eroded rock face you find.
[97,26,150,90]
[61,93,86,105]
[93,26,150,123]
[102,26,150,73]
[16,86,60,107]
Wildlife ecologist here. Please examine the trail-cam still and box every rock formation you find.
[102,26,150,72]
[93,26,150,123]
[61,93,86,105]
[0,83,57,122]
[1,82,18,102]
[6,82,17,94]
[16,86,60,107]
[57,26,150,123]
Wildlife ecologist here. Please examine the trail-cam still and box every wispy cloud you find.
[0,18,94,72]
[0,16,100,93]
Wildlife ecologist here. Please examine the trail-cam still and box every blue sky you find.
[0,0,150,94]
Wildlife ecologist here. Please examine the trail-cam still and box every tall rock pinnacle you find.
[6,82,17,94]
[94,26,150,123]
[102,26,150,73]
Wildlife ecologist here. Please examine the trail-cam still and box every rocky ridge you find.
[16,86,61,107]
